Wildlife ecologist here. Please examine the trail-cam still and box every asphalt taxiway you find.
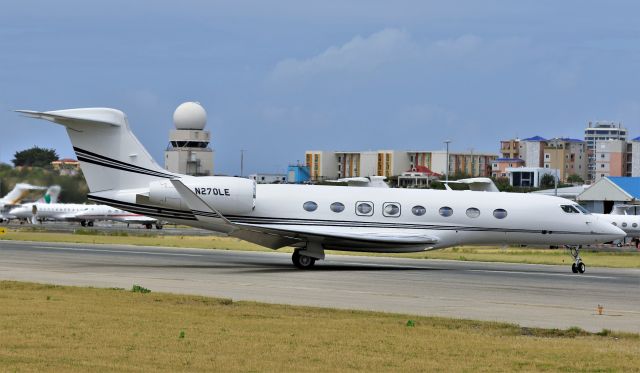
[0,240,638,332]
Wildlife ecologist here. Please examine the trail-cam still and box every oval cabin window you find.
[303,201,318,212]
[383,202,401,217]
[439,206,453,217]
[493,209,508,219]
[412,205,426,216]
[356,201,374,216]
[330,202,345,213]
[466,207,480,218]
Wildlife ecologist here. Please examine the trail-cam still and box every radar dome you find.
[173,102,207,130]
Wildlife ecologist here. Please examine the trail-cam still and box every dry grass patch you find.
[0,281,639,372]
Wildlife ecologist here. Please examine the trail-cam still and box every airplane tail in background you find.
[36,185,61,204]
[16,108,177,193]
[0,183,47,205]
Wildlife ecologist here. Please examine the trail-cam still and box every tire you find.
[571,263,578,273]
[292,250,316,269]
[155,224,163,230]
[87,221,94,227]
[577,262,586,274]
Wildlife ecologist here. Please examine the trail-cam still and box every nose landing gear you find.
[567,245,586,274]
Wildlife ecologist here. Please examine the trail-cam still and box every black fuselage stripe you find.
[77,156,173,178]
[74,147,175,178]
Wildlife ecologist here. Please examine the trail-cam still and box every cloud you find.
[269,28,416,81]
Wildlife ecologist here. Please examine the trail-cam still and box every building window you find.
[330,202,345,213]
[383,202,401,217]
[439,206,453,217]
[466,207,480,218]
[411,205,426,216]
[303,201,318,212]
[493,209,508,219]
[355,201,374,216]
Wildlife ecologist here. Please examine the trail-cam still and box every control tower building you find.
[164,102,214,176]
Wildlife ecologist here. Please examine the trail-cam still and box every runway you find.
[0,240,638,333]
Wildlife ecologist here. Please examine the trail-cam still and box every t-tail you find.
[36,185,61,204]
[16,108,177,192]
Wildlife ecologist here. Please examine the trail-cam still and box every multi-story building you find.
[631,137,640,177]
[376,150,411,178]
[518,136,546,167]
[491,158,524,178]
[500,139,520,159]
[593,140,629,180]
[431,151,497,177]
[305,151,337,181]
[584,121,627,181]
[334,151,377,179]
[543,138,588,182]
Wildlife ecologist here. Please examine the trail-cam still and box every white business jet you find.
[9,202,161,229]
[16,107,624,273]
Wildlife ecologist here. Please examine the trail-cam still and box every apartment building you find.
[335,151,378,178]
[543,138,588,182]
[585,121,627,181]
[431,151,497,177]
[305,151,337,181]
[518,136,546,167]
[500,139,520,159]
[376,150,412,178]
[491,158,525,178]
[592,140,630,180]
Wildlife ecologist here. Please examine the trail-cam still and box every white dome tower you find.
[164,102,214,176]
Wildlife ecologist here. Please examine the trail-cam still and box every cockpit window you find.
[560,205,580,213]
[573,205,591,214]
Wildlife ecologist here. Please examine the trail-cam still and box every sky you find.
[1,1,640,175]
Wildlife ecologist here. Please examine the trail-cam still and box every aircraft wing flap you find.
[233,224,439,245]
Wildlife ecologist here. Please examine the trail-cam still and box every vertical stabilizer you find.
[17,108,177,192]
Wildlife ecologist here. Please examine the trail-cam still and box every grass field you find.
[3,229,640,268]
[1,281,638,372]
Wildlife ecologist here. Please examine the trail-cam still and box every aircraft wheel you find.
[571,263,578,273]
[80,221,87,227]
[155,224,163,230]
[145,223,152,229]
[577,262,586,274]
[87,221,94,227]
[292,250,315,269]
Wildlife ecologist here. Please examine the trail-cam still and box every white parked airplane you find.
[0,183,48,222]
[9,202,162,229]
[17,108,625,273]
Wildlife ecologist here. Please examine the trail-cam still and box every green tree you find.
[12,147,59,168]
[540,174,556,189]
[566,174,584,184]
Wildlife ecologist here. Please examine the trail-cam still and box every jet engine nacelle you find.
[148,176,255,214]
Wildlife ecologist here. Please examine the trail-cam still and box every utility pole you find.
[444,140,451,182]
[240,149,245,177]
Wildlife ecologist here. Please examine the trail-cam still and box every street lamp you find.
[444,140,452,182]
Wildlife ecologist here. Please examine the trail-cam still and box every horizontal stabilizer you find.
[15,108,127,128]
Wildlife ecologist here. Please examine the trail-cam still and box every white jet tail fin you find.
[0,183,47,205]
[36,185,61,204]
[17,108,176,192]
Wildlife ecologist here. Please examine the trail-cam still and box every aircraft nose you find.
[595,218,626,240]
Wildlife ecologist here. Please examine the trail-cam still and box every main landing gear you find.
[566,245,586,274]
[291,242,325,269]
